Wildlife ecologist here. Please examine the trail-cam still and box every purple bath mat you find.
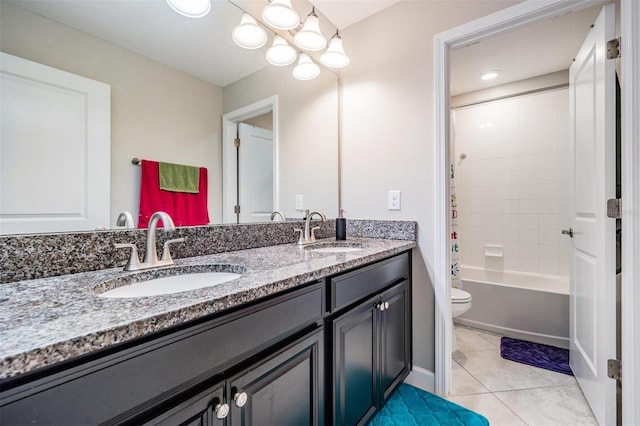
[500,337,573,376]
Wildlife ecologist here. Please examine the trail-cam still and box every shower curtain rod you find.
[451,82,569,109]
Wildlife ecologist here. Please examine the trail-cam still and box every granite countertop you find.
[0,237,415,380]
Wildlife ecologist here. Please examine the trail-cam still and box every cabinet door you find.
[378,280,410,403]
[229,329,324,426]
[332,299,378,426]
[144,382,226,426]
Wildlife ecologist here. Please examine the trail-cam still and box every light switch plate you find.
[388,190,401,210]
[295,194,304,210]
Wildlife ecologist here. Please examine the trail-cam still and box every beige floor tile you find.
[468,327,503,347]
[494,384,598,425]
[454,348,576,392]
[454,325,496,352]
[450,360,490,396]
[447,392,527,426]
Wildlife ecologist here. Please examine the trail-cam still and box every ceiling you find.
[311,0,403,30]
[450,4,603,95]
[6,0,605,94]
[6,0,267,88]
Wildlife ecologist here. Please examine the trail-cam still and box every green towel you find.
[159,162,200,193]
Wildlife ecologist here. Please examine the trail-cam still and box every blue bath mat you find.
[500,337,573,376]
[368,383,489,426]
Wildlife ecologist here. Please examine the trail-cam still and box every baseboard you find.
[454,317,570,349]
[404,366,435,392]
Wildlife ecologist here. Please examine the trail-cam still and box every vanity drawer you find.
[329,252,409,313]
[0,282,324,425]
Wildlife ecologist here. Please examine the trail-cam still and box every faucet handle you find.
[114,243,141,271]
[293,228,304,245]
[310,226,320,243]
[161,238,185,261]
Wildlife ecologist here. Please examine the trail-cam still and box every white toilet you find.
[451,288,472,351]
[451,288,472,317]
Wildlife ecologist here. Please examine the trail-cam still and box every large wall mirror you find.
[0,0,339,235]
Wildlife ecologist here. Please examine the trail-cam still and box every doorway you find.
[433,1,640,425]
[222,96,279,224]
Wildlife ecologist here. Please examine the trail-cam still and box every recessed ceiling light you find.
[481,70,500,81]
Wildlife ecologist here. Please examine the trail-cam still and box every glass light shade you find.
[293,53,320,80]
[266,35,297,66]
[320,34,350,68]
[262,0,299,30]
[293,12,326,51]
[166,0,211,18]
[232,13,268,49]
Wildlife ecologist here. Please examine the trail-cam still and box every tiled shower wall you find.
[453,87,571,277]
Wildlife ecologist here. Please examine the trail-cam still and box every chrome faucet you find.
[294,209,327,245]
[270,210,287,221]
[115,211,134,229]
[114,211,185,271]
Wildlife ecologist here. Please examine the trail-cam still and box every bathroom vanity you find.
[0,238,413,425]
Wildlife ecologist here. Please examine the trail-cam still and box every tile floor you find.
[447,325,598,426]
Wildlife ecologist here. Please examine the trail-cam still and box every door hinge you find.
[607,198,621,219]
[607,37,621,59]
[234,205,240,214]
[234,138,240,148]
[607,359,621,381]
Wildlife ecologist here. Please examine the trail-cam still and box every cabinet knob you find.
[377,302,385,312]
[384,301,389,310]
[234,391,248,408]
[214,403,230,419]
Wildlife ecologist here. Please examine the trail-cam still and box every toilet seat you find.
[452,288,471,304]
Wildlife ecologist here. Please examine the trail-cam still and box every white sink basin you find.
[99,271,241,298]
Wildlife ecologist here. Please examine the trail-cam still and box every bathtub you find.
[454,266,570,349]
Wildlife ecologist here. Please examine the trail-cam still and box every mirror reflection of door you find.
[236,121,274,223]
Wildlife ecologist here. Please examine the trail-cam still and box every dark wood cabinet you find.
[229,329,324,426]
[0,251,412,426]
[332,297,378,426]
[145,383,226,426]
[330,255,411,426]
[146,329,323,426]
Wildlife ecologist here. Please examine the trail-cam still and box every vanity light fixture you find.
[293,53,320,80]
[293,8,327,51]
[166,0,211,18]
[262,0,299,30]
[320,31,350,68]
[232,13,268,49]
[266,35,297,66]
[481,70,500,80]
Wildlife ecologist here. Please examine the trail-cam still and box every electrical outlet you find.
[388,190,401,210]
[295,194,304,211]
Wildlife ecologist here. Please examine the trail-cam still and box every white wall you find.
[0,2,224,225]
[340,0,522,373]
[223,65,339,219]
[454,88,572,277]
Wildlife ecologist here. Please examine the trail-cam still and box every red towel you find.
[138,160,210,228]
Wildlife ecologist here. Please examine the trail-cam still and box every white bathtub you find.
[454,266,570,349]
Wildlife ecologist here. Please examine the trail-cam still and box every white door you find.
[0,52,110,234]
[238,123,274,223]
[569,4,616,425]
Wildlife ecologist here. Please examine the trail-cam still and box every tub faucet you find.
[295,209,327,245]
[114,211,185,271]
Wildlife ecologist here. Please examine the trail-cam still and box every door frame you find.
[222,96,279,224]
[433,1,640,424]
